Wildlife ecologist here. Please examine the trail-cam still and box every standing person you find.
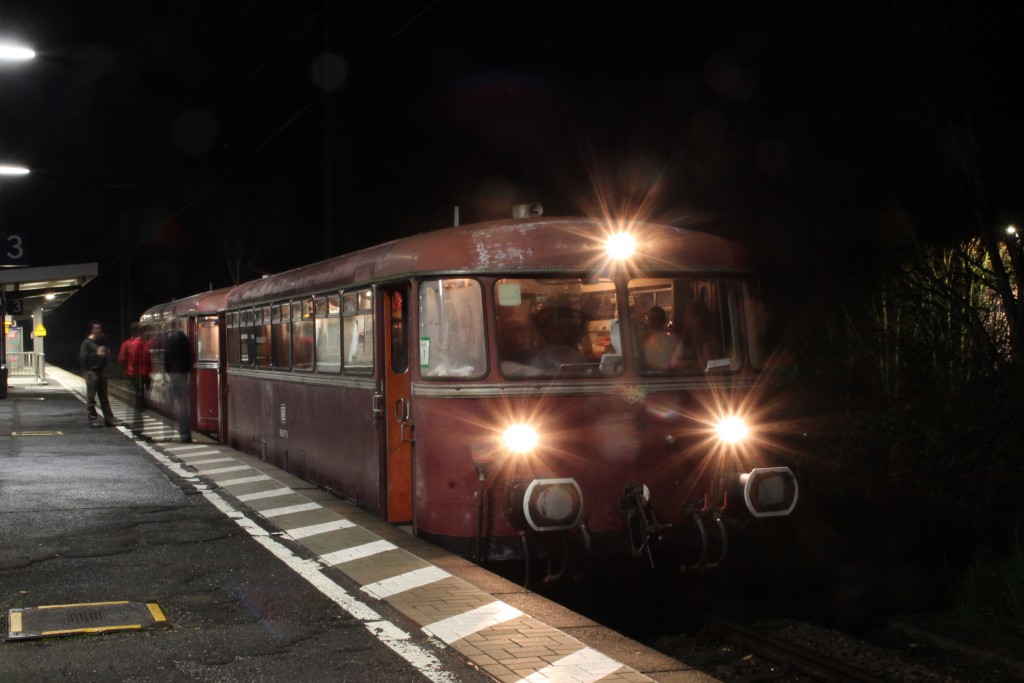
[118,322,152,432]
[642,306,682,370]
[164,326,193,443]
[79,321,116,427]
[677,302,723,371]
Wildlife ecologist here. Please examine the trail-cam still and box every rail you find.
[4,352,47,383]
[705,613,890,683]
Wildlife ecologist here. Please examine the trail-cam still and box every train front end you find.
[412,219,798,577]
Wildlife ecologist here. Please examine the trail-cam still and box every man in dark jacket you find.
[79,321,115,427]
[164,327,193,443]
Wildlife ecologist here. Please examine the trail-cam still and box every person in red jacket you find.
[118,322,152,432]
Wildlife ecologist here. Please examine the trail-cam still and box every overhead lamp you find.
[0,44,35,61]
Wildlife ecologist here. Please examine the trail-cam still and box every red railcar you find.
[140,288,231,439]
[143,214,798,575]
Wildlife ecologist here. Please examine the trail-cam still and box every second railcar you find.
[140,287,231,439]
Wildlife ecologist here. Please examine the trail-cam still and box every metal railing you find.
[5,352,46,382]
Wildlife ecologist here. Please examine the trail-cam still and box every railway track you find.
[703,613,888,683]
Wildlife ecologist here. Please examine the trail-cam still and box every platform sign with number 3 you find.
[1,233,28,266]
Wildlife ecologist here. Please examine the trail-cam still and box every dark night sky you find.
[2,1,1022,365]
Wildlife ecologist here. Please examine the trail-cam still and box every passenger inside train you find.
[675,301,724,372]
[641,305,681,370]
[528,295,589,374]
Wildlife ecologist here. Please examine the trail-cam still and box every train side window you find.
[418,278,486,379]
[241,308,255,368]
[227,311,241,367]
[272,302,291,370]
[255,305,272,369]
[316,294,341,373]
[343,289,373,374]
[293,299,314,372]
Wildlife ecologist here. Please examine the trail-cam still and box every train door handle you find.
[395,398,414,443]
[395,398,411,421]
[372,393,384,424]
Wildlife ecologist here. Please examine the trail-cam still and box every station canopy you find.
[0,263,98,314]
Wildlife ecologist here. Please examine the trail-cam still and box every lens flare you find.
[716,416,749,444]
[605,232,636,260]
[504,424,539,454]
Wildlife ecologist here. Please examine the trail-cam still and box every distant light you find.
[1007,225,1018,236]
[45,294,55,301]
[0,165,30,176]
[0,45,35,61]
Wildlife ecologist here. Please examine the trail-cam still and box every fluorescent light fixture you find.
[0,44,36,61]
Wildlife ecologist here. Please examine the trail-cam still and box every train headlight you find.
[605,232,636,260]
[503,424,539,454]
[716,416,749,444]
[504,478,584,531]
[733,467,798,517]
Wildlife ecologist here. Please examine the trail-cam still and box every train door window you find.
[418,278,485,379]
[342,289,373,374]
[150,321,166,371]
[256,305,272,369]
[390,290,408,374]
[293,299,314,372]
[197,317,219,362]
[316,294,341,373]
[272,302,291,369]
[227,311,241,366]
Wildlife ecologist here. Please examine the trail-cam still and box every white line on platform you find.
[517,648,624,683]
[197,465,251,475]
[422,600,523,645]
[218,474,273,486]
[259,502,322,518]
[165,444,211,452]
[185,457,236,466]
[285,519,355,539]
[236,487,293,502]
[362,566,451,600]
[321,539,397,565]
[173,450,223,459]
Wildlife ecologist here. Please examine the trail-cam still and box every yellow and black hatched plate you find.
[5,600,169,640]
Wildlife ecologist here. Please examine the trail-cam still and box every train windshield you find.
[495,278,620,379]
[419,278,487,379]
[493,276,763,379]
[627,277,760,374]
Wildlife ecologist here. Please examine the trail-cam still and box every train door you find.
[194,314,223,435]
[380,284,413,523]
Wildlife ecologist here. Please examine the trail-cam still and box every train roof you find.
[141,287,232,322]
[225,217,750,308]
